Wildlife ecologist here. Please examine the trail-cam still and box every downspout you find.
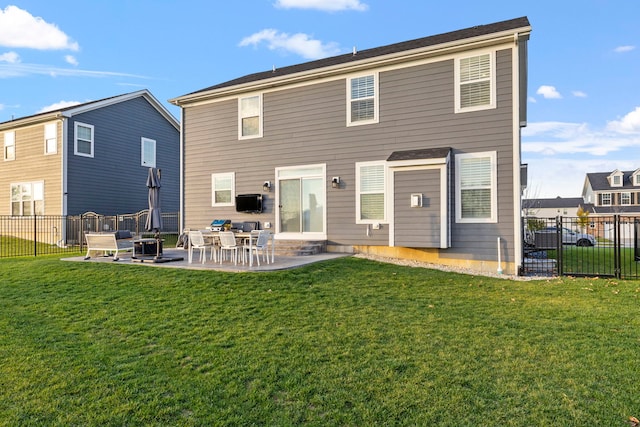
[179,107,185,234]
[61,116,68,216]
[512,32,524,274]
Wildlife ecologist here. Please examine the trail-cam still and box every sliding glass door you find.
[277,165,325,235]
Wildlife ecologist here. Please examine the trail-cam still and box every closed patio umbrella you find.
[145,168,163,258]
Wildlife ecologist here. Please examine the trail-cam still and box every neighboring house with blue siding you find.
[170,17,532,275]
[0,89,180,217]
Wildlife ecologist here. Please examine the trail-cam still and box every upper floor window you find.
[347,73,378,126]
[4,131,15,161]
[211,172,235,206]
[634,172,640,186]
[455,52,496,113]
[601,193,612,206]
[74,122,94,157]
[356,161,386,223]
[239,95,262,139]
[44,123,57,155]
[455,151,497,223]
[611,173,623,187]
[621,192,631,205]
[11,182,44,216]
[141,137,156,167]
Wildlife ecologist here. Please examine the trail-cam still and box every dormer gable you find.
[633,168,640,187]
[608,169,624,187]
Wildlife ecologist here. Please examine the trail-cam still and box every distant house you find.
[582,169,640,242]
[523,197,589,218]
[582,169,640,214]
[170,17,532,275]
[0,90,180,217]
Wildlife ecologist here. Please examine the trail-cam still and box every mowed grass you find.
[1,255,639,426]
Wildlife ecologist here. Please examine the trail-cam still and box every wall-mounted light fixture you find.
[331,176,341,189]
[263,181,272,192]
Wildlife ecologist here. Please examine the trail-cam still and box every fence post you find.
[33,215,37,256]
[614,215,621,278]
[554,216,561,275]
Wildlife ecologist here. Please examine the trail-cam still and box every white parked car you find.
[542,227,596,247]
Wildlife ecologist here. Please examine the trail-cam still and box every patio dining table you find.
[194,230,275,267]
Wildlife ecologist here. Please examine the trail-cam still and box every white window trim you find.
[455,151,498,223]
[454,50,496,113]
[621,192,631,205]
[4,131,15,161]
[44,123,57,155]
[601,193,612,206]
[238,94,263,140]
[610,172,623,187]
[355,160,387,224]
[347,72,379,127]
[275,163,327,239]
[141,137,156,168]
[211,172,235,207]
[10,181,44,216]
[74,122,94,158]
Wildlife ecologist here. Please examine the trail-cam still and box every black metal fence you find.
[0,210,180,258]
[523,215,640,279]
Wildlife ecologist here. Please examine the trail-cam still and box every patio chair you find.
[218,231,240,265]
[188,230,216,264]
[243,230,271,266]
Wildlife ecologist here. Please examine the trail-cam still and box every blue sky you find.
[1,0,639,198]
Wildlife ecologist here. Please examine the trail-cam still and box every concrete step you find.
[272,240,326,256]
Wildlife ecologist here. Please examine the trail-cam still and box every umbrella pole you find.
[154,229,161,260]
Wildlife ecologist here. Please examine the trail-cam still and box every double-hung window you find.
[239,95,262,139]
[4,131,15,161]
[356,161,386,223]
[621,192,631,205]
[601,193,612,206]
[212,172,235,206]
[348,73,378,126]
[455,151,497,223]
[11,182,44,216]
[455,51,496,113]
[74,122,94,157]
[141,137,156,167]
[44,123,57,155]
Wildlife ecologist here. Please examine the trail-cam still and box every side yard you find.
[0,255,639,425]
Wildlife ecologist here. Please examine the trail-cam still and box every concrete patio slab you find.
[62,247,349,272]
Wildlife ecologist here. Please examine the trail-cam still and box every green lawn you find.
[1,255,639,426]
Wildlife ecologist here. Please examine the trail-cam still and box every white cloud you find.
[37,100,82,113]
[64,55,78,66]
[239,29,341,60]
[572,90,587,98]
[528,96,537,103]
[536,85,562,99]
[0,5,79,51]
[523,120,640,156]
[524,157,640,198]
[606,106,640,134]
[0,51,19,63]
[0,62,148,79]
[614,45,635,53]
[274,0,368,11]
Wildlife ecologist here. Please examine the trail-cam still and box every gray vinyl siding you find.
[66,97,179,215]
[394,169,441,247]
[183,48,517,263]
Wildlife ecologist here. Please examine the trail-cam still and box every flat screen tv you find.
[235,194,263,213]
